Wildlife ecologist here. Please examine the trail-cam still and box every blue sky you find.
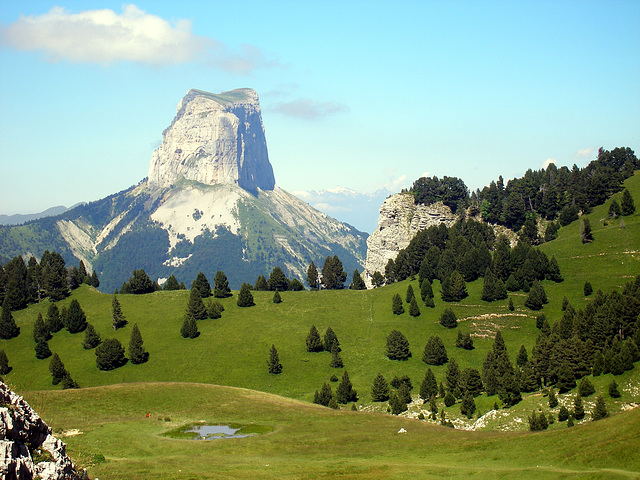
[1,1,639,232]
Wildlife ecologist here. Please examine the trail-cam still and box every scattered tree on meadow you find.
[392,293,404,315]
[456,331,474,350]
[445,357,460,393]
[556,361,577,393]
[0,297,20,339]
[371,373,390,402]
[524,281,547,310]
[254,274,268,291]
[460,392,476,418]
[49,353,67,385]
[40,251,69,301]
[581,217,593,243]
[609,199,621,218]
[548,390,558,408]
[192,272,212,298]
[273,290,282,303]
[423,335,448,365]
[313,382,334,406]
[180,317,199,339]
[386,329,411,360]
[163,274,181,291]
[620,188,635,215]
[583,280,593,296]
[608,379,621,398]
[558,405,570,422]
[61,372,79,390]
[441,270,468,302]
[45,303,63,334]
[459,368,483,397]
[440,308,457,329]
[573,393,585,420]
[0,350,11,375]
[388,391,408,415]
[127,269,158,294]
[336,370,358,403]
[66,299,87,334]
[578,377,595,397]
[95,338,127,371]
[592,395,608,421]
[528,410,549,431]
[33,313,50,343]
[207,300,224,319]
[409,297,421,317]
[443,391,455,407]
[237,283,255,307]
[516,344,528,368]
[306,325,323,352]
[323,327,340,352]
[268,344,282,374]
[330,345,344,368]
[371,271,385,288]
[306,262,319,290]
[321,255,347,290]
[349,269,366,290]
[268,267,289,292]
[186,288,208,320]
[419,368,438,401]
[111,295,127,330]
[35,338,52,360]
[213,271,232,298]
[82,324,101,350]
[481,268,508,302]
[128,324,148,364]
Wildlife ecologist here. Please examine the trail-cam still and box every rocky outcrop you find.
[0,382,84,480]
[363,193,456,286]
[148,88,276,192]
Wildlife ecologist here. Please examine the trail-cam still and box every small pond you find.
[184,424,253,440]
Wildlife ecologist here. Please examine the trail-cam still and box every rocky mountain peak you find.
[148,88,276,192]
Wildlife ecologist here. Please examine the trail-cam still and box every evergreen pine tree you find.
[460,392,476,418]
[306,325,323,352]
[336,370,357,403]
[392,293,404,314]
[508,297,514,311]
[273,290,282,303]
[95,338,127,370]
[405,284,415,303]
[584,280,593,296]
[578,377,595,397]
[186,288,208,320]
[389,391,407,415]
[445,358,460,393]
[609,199,621,218]
[213,271,232,298]
[620,188,635,216]
[558,405,570,421]
[33,313,50,343]
[441,271,468,302]
[111,295,126,330]
[0,297,20,339]
[439,308,457,328]
[444,391,456,407]
[61,372,79,390]
[236,283,255,307]
[567,416,575,427]
[89,270,100,288]
[371,271,385,288]
[323,327,340,352]
[557,361,577,393]
[524,281,547,310]
[581,217,593,243]
[163,274,181,291]
[592,395,608,421]
[371,373,390,402]
[128,323,148,364]
[180,317,199,339]
[48,353,67,385]
[40,251,69,301]
[329,345,344,368]
[254,274,268,291]
[314,383,333,406]
[192,272,212,298]
[207,300,224,319]
[573,393,585,420]
[349,269,366,290]
[419,368,438,401]
[267,344,282,374]
[409,297,421,317]
[35,338,52,360]
[420,278,434,302]
[306,262,319,290]
[321,255,347,290]
[66,299,87,334]
[267,267,289,292]
[423,335,448,365]
[548,390,559,408]
[386,329,411,360]
[398,383,412,405]
[127,269,158,294]
[516,345,528,368]
[0,350,11,374]
[45,303,63,333]
[82,324,101,350]
[608,379,621,398]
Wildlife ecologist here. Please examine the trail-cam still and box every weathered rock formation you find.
[148,88,275,192]
[0,382,84,480]
[363,193,456,286]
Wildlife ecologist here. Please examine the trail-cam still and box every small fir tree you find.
[398,383,412,405]
[508,298,514,311]
[558,405,570,421]
[0,298,20,340]
[45,303,63,333]
[186,288,208,320]
[180,317,199,339]
[405,284,415,303]
[273,290,282,304]
[33,313,51,343]
[386,329,411,360]
[516,345,528,368]
[420,279,434,302]
[548,390,559,408]
[592,395,608,421]
[66,299,87,334]
[419,368,438,401]
[609,199,621,218]
[584,280,593,296]
[192,272,212,298]
[336,370,358,403]
[349,269,366,290]
[313,382,334,406]
[371,271,385,288]
[444,391,456,407]
[268,344,282,374]
[306,325,323,352]
[48,353,67,385]
[423,335,448,365]
[388,391,407,415]
[573,394,585,420]
[95,338,127,371]
[35,338,52,360]
[439,308,457,329]
[557,362,577,393]
[392,293,404,315]
[409,297,421,317]
[578,377,595,397]
[460,392,476,418]
[82,324,101,350]
[524,281,547,310]
[329,345,344,368]
[620,188,635,216]
[61,372,79,390]
[213,271,232,298]
[323,327,340,352]
[581,217,593,243]
[306,262,319,290]
[254,274,268,291]
[163,274,181,291]
[111,295,126,330]
[567,416,575,427]
[608,379,621,398]
[207,300,224,319]
[129,324,148,364]
[371,373,390,402]
[0,350,12,375]
[445,357,460,393]
[236,283,255,307]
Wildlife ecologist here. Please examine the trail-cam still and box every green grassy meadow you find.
[1,173,640,478]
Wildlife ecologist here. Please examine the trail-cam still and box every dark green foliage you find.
[578,377,595,397]
[40,251,69,302]
[371,271,385,288]
[420,368,438,401]
[45,303,63,333]
[524,281,547,310]
[323,327,340,352]
[207,300,224,319]
[445,358,460,392]
[89,270,100,288]
[267,344,282,374]
[329,374,338,382]
[508,298,514,311]
[559,204,579,226]
[33,313,50,343]
[371,373,390,401]
[349,269,366,290]
[111,295,127,330]
[557,362,577,393]
[546,256,563,282]
[573,394,585,420]
[180,317,199,339]
[313,382,334,406]
[443,391,455,407]
[505,273,521,292]
[441,271,467,302]
[620,188,635,215]
[528,411,549,431]
[439,308,457,329]
[273,290,282,304]
[583,281,593,296]
[455,331,474,350]
[548,390,559,408]
[405,284,415,303]
[392,293,404,315]
[66,299,87,334]
[608,379,621,398]
[398,383,412,405]
[592,351,604,377]
[306,325,323,352]
[516,345,528,368]
[558,405,570,421]
[390,375,412,391]
[408,297,421,317]
[536,313,546,330]
[61,372,79,390]
[82,324,101,350]
[48,353,67,385]
[423,335,448,365]
[581,217,593,243]
[127,269,158,294]
[268,267,289,292]
[306,262,319,290]
[481,268,507,302]
[386,329,411,360]
[186,288,208,320]
[95,338,127,371]
[460,392,476,418]
[592,395,608,421]
[321,255,347,290]
[213,271,232,298]
[410,175,468,211]
[0,298,20,339]
[608,199,621,218]
[335,370,357,403]
[163,274,181,291]
[254,274,268,291]
[384,258,396,284]
[388,391,407,415]
[567,416,575,427]
[236,283,255,307]
[498,369,522,407]
[329,345,343,368]
[0,350,11,375]
[129,324,148,364]
[544,221,560,242]
[460,368,483,397]
[191,272,212,298]
[35,338,52,360]
[289,278,304,291]
[420,279,434,302]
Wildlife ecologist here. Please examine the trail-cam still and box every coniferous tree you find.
[306,262,319,290]
[213,271,232,298]
[443,391,456,407]
[386,329,411,360]
[573,393,585,420]
[423,335,448,365]
[516,345,529,368]
[455,331,474,350]
[45,303,63,334]
[33,313,50,343]
[558,405,570,421]
[508,298,514,311]
[620,188,635,215]
[349,269,366,290]
[548,390,559,408]
[129,323,148,364]
[392,293,404,315]
[440,308,457,329]
[66,299,87,334]
[95,338,127,370]
[111,295,126,330]
[49,353,67,385]
[186,288,208,320]
[82,324,101,350]
[127,269,158,294]
[371,271,385,288]
[441,271,468,302]
[609,199,621,218]
[40,251,69,301]
[207,300,224,319]
[445,358,460,393]
[306,325,323,352]
[420,279,434,302]
[398,383,412,405]
[336,370,357,403]
[0,350,11,375]
[524,281,547,310]
[321,255,347,290]
[581,217,593,243]
[236,283,255,307]
[608,379,621,398]
[592,395,608,421]
[163,274,181,291]
[578,377,595,397]
[323,327,340,352]
[35,338,52,360]
[460,392,476,418]
[384,258,396,284]
[405,284,415,303]
[330,345,344,368]
[267,344,282,374]
[192,272,212,298]
[0,297,20,339]
[89,270,100,288]
[499,369,522,407]
[273,290,282,304]
[371,373,390,401]
[289,278,304,291]
[557,361,577,393]
[313,382,334,406]
[420,368,438,401]
[61,372,79,390]
[409,297,421,317]
[268,267,289,292]
[389,391,407,415]
[584,280,593,296]
[180,317,199,339]
[254,274,268,291]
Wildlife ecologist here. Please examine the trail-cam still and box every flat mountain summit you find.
[0,89,367,291]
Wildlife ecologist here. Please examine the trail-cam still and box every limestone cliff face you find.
[363,193,456,286]
[0,382,84,480]
[148,88,275,191]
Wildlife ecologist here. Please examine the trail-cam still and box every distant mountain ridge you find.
[0,205,79,226]
[0,89,367,291]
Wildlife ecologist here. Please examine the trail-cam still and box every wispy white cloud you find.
[573,146,598,165]
[270,98,349,120]
[541,158,557,169]
[0,4,276,73]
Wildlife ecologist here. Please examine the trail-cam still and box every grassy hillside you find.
[1,173,639,478]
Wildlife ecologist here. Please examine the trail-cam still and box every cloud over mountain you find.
[270,98,349,120]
